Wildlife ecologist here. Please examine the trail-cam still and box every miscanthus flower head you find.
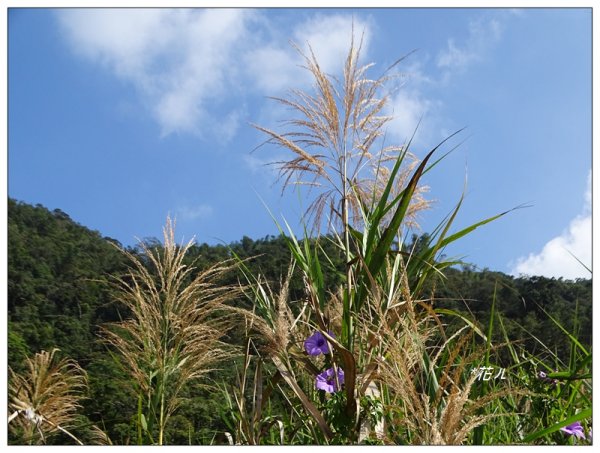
[316,367,344,393]
[560,421,586,440]
[304,331,333,356]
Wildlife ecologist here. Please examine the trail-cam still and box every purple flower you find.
[304,331,332,356]
[560,421,586,440]
[537,370,558,387]
[315,367,344,393]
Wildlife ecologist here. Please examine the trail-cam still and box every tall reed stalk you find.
[252,29,428,355]
[240,27,520,444]
[102,217,240,445]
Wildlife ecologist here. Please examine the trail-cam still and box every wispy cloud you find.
[245,45,298,93]
[510,171,592,279]
[383,59,442,146]
[57,9,254,139]
[245,14,372,94]
[57,10,373,143]
[175,203,214,221]
[244,151,282,176]
[293,14,372,76]
[384,10,518,145]
[56,9,513,159]
[436,12,509,80]
[386,89,432,145]
[383,11,517,148]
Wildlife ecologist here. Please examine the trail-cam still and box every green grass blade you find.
[497,313,520,366]
[521,407,591,443]
[271,356,333,441]
[368,146,435,278]
[436,205,525,251]
[535,303,588,355]
[434,308,487,341]
[485,281,498,365]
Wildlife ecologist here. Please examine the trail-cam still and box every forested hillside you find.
[7,198,592,444]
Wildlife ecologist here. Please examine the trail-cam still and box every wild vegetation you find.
[7,35,592,445]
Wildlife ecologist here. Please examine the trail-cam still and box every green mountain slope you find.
[7,198,591,444]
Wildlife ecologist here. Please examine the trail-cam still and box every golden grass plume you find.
[8,348,87,445]
[102,216,241,444]
[253,30,430,232]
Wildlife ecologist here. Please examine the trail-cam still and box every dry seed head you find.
[102,217,240,429]
[232,267,295,358]
[378,307,529,445]
[324,287,344,334]
[8,349,87,444]
[254,31,428,234]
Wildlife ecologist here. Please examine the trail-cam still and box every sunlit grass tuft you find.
[102,217,241,445]
[8,348,87,445]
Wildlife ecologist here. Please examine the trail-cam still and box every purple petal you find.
[304,337,320,356]
[316,376,334,392]
[304,331,333,356]
[315,367,344,393]
[336,367,345,385]
[561,422,585,439]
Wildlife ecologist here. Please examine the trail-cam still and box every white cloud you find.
[382,59,444,147]
[57,9,254,138]
[246,14,372,94]
[386,89,431,145]
[58,9,169,79]
[214,108,246,145]
[246,46,298,93]
[57,10,375,142]
[436,14,506,78]
[511,171,592,279]
[175,203,213,221]
[56,10,510,160]
[293,14,372,76]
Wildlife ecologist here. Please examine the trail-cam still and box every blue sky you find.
[7,7,592,278]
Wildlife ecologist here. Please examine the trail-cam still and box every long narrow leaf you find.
[322,331,357,419]
[437,205,527,251]
[271,356,333,441]
[535,303,588,355]
[434,308,487,341]
[521,408,591,443]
